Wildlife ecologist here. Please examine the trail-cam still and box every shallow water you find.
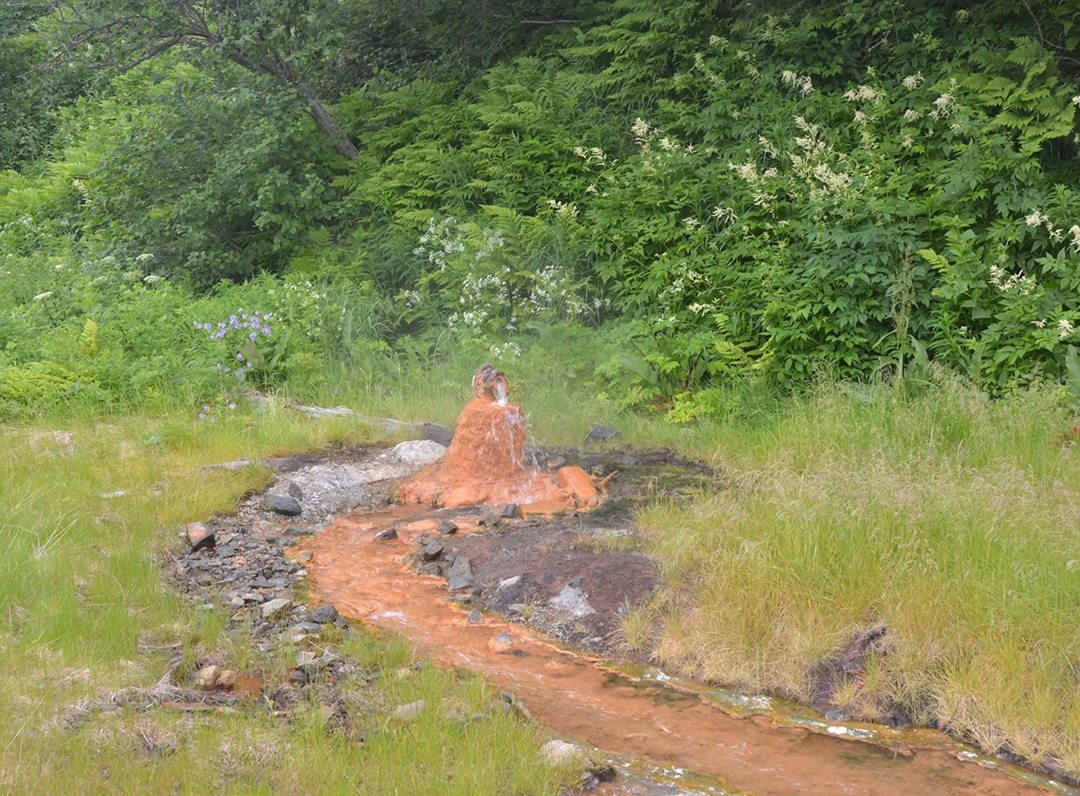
[298,506,1073,796]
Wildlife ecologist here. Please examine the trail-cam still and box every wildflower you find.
[248,332,257,340]
[1070,225,1080,252]
[901,134,914,149]
[800,76,814,97]
[199,413,205,420]
[844,85,879,103]
[235,369,244,378]
[1059,319,1074,340]
[1073,96,1080,108]
[683,217,702,231]
[659,137,678,151]
[1025,211,1047,227]
[781,70,798,86]
[55,263,65,271]
[903,109,920,122]
[143,274,164,284]
[854,110,869,125]
[228,403,236,410]
[203,405,210,411]
[33,291,53,302]
[709,34,723,46]
[135,253,155,263]
[237,353,243,360]
[1033,320,1047,328]
[902,73,923,91]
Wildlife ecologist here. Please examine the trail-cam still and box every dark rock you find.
[417,562,441,576]
[468,608,482,623]
[587,762,617,785]
[420,422,454,448]
[374,527,398,541]
[496,503,520,519]
[333,616,349,629]
[185,522,215,551]
[478,509,499,527]
[273,537,298,548]
[436,521,458,536]
[216,543,237,558]
[583,424,622,446]
[264,495,302,516]
[283,524,314,537]
[420,539,444,561]
[310,604,339,624]
[446,556,473,591]
[289,621,322,636]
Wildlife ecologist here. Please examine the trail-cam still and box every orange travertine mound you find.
[398,365,597,511]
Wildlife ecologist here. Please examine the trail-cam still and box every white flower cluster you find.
[902,73,924,91]
[781,70,814,97]
[489,342,522,359]
[843,85,881,103]
[414,217,465,271]
[1024,210,1080,252]
[989,264,1035,295]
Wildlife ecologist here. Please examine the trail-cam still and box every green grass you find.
[634,378,1080,773]
[0,404,571,795]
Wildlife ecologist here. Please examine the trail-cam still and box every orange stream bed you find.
[298,507,1068,796]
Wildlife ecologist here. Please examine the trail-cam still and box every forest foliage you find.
[2,0,1080,417]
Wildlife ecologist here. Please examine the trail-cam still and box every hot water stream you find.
[297,367,1073,796]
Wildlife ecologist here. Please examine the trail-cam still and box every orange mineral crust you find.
[398,365,597,511]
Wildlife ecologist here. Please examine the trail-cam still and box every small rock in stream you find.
[420,539,444,560]
[446,556,473,591]
[374,527,398,541]
[468,608,482,623]
[496,503,520,519]
[283,524,314,537]
[264,495,302,516]
[436,520,458,536]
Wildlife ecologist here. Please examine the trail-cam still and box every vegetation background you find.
[6,0,1080,790]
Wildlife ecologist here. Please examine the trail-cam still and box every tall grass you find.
[635,378,1080,772]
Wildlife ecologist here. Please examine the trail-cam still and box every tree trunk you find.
[301,90,358,159]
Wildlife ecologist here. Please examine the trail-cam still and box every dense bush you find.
[2,0,1080,415]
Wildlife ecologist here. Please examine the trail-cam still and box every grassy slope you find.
[0,405,569,795]
[6,371,1080,784]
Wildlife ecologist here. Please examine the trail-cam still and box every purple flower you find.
[203,404,209,411]
[249,332,257,340]
[237,353,243,360]
[262,326,271,335]
[228,402,236,410]
[198,412,205,420]
[193,321,200,328]
[218,322,226,329]
[235,369,244,378]
[246,361,252,368]
[229,315,237,323]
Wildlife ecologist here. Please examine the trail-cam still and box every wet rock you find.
[583,424,622,446]
[420,539,444,561]
[549,584,596,617]
[264,494,302,516]
[436,520,458,536]
[487,631,512,653]
[185,522,215,551]
[478,509,500,527]
[420,422,454,447]
[390,440,447,466]
[373,527,398,541]
[496,503,520,519]
[393,700,425,722]
[587,762,617,784]
[298,550,314,562]
[310,604,338,624]
[468,608,482,623]
[540,739,583,766]
[417,562,441,576]
[446,556,473,591]
[283,524,314,537]
[261,597,292,619]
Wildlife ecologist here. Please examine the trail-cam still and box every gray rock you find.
[288,621,322,635]
[468,608,482,623]
[540,739,583,766]
[436,520,458,536]
[420,422,454,447]
[389,439,447,466]
[549,584,596,617]
[374,527,398,541]
[297,551,314,562]
[264,495,302,516]
[478,509,499,527]
[216,543,237,558]
[287,482,304,500]
[496,503,520,519]
[583,424,622,446]
[283,524,314,537]
[261,597,292,618]
[420,539,444,561]
[446,556,473,591]
[497,575,522,593]
[310,604,339,624]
